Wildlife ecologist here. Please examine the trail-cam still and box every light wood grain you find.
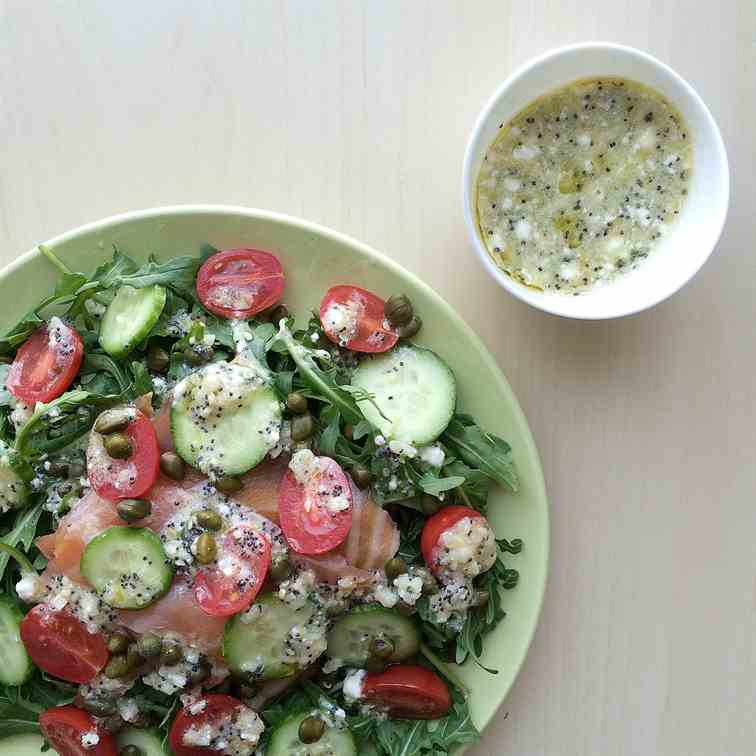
[0,1,754,754]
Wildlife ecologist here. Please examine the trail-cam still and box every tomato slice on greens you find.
[7,320,84,404]
[420,504,487,576]
[319,285,398,353]
[40,706,117,756]
[20,605,109,684]
[169,694,252,756]
[196,248,285,319]
[362,665,452,720]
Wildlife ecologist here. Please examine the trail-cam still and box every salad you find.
[0,244,522,756]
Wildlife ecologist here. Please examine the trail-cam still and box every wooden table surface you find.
[0,2,754,754]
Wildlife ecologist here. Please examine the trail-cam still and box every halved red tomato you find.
[319,285,398,353]
[40,706,117,756]
[194,525,271,617]
[7,320,84,403]
[421,505,486,576]
[20,605,109,684]
[87,408,160,501]
[362,665,451,720]
[278,455,353,555]
[196,249,285,319]
[169,694,253,756]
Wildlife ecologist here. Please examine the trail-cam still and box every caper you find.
[146,344,170,373]
[45,460,69,477]
[82,696,117,717]
[160,640,183,666]
[395,600,417,617]
[68,461,85,478]
[413,567,438,595]
[298,715,326,744]
[183,347,205,366]
[136,633,162,658]
[351,464,371,489]
[269,557,292,583]
[160,451,185,481]
[369,637,395,660]
[119,746,144,756]
[196,508,223,531]
[384,557,407,582]
[343,424,354,441]
[286,392,309,415]
[117,498,151,523]
[126,643,144,670]
[104,432,133,460]
[216,475,243,494]
[421,494,442,516]
[94,409,132,436]
[188,660,211,685]
[384,294,414,327]
[195,532,217,564]
[104,655,130,679]
[107,632,130,655]
[268,304,290,325]
[291,413,314,442]
[396,315,422,339]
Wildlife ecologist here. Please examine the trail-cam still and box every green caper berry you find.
[82,697,117,717]
[68,460,85,478]
[369,637,395,660]
[119,746,143,756]
[160,451,186,481]
[343,424,354,440]
[384,294,414,328]
[104,655,130,679]
[46,460,70,477]
[396,315,422,339]
[395,600,417,617]
[107,633,130,654]
[183,347,205,366]
[104,432,133,460]
[268,304,290,324]
[196,509,223,531]
[351,464,371,489]
[384,557,407,582]
[291,413,314,442]
[160,640,183,666]
[286,392,309,415]
[146,344,170,373]
[126,643,144,670]
[195,532,217,564]
[94,409,132,436]
[421,494,442,516]
[136,633,162,658]
[269,557,292,583]
[215,476,243,494]
[298,716,326,744]
[117,498,151,523]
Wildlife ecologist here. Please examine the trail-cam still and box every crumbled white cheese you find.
[143,665,189,695]
[436,516,497,579]
[46,576,115,633]
[429,578,475,623]
[373,583,399,608]
[322,299,362,346]
[342,669,367,703]
[393,573,423,606]
[419,444,445,468]
[15,573,46,603]
[183,723,214,747]
[374,435,386,446]
[289,449,320,486]
[388,440,417,458]
[80,731,99,749]
[278,570,315,609]
[117,697,140,723]
[284,617,328,667]
[9,398,34,433]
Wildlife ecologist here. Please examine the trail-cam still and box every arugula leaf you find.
[416,473,465,497]
[443,459,491,512]
[442,416,518,493]
[80,353,131,393]
[0,699,42,736]
[129,361,154,397]
[116,254,203,297]
[0,503,44,582]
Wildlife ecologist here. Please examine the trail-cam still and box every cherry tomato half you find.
[362,665,451,720]
[87,408,160,501]
[319,285,398,353]
[20,605,109,684]
[196,249,285,319]
[420,505,486,577]
[7,320,84,404]
[278,456,353,555]
[40,706,117,756]
[169,694,253,756]
[194,525,271,617]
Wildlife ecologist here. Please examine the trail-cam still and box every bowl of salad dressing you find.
[463,42,729,319]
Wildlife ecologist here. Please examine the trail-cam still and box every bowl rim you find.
[461,41,730,320]
[2,204,550,744]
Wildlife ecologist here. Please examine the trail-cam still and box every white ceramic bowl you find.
[462,42,729,319]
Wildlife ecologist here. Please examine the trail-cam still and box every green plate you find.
[0,206,548,753]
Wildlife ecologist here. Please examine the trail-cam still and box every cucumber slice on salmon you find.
[0,596,33,685]
[326,604,420,667]
[171,361,281,478]
[99,284,167,358]
[266,709,357,756]
[117,727,169,756]
[351,345,456,444]
[80,526,174,609]
[0,440,33,512]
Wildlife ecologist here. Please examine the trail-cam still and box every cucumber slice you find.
[80,526,174,609]
[267,710,356,756]
[326,604,420,667]
[99,285,167,358]
[351,345,456,444]
[171,361,281,477]
[0,596,33,685]
[116,727,169,756]
[0,440,32,512]
[223,594,321,681]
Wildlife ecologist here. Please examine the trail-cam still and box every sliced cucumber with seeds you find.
[223,593,318,681]
[352,345,456,444]
[171,361,281,477]
[117,727,169,756]
[326,604,420,667]
[0,440,32,512]
[267,710,357,756]
[99,284,167,358]
[0,597,33,685]
[80,526,174,609]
